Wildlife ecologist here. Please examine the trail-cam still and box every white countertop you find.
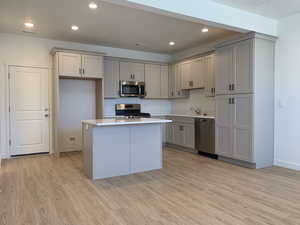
[152,114,216,119]
[104,114,215,119]
[82,118,172,127]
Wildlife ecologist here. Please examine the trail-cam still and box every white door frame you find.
[1,63,53,159]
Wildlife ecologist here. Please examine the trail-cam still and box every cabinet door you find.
[58,52,81,77]
[205,55,215,97]
[145,64,161,98]
[215,46,234,95]
[232,94,253,162]
[181,61,192,89]
[173,124,185,146]
[82,55,104,78]
[120,62,132,80]
[190,58,204,89]
[183,124,195,149]
[131,63,145,82]
[233,39,253,94]
[168,65,176,98]
[104,60,120,98]
[166,123,175,144]
[215,95,233,158]
[160,65,169,98]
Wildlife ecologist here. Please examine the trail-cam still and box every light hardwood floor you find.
[1,148,300,225]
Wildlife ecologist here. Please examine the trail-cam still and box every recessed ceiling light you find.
[89,2,98,9]
[169,41,175,46]
[202,28,209,33]
[71,25,79,31]
[24,22,34,28]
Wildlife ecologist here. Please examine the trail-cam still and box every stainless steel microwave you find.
[119,80,146,98]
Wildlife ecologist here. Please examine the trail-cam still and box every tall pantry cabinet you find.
[215,33,276,168]
[51,48,105,156]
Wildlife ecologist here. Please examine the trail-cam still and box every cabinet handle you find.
[232,83,235,91]
[211,88,213,93]
[79,68,82,75]
[228,98,231,104]
[232,97,235,104]
[83,68,85,75]
[133,74,135,80]
[229,84,231,91]
[179,125,184,131]
[189,81,193,87]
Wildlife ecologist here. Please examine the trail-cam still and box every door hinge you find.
[9,139,12,146]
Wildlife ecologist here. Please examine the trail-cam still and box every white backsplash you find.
[104,98,172,116]
[170,89,215,115]
[104,89,215,116]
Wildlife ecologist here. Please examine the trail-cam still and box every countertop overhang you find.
[82,118,172,127]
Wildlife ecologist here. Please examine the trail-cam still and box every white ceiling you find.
[0,0,238,54]
[210,0,300,19]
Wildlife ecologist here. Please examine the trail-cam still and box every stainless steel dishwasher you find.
[195,118,215,155]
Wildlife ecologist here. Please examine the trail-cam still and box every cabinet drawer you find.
[166,116,194,124]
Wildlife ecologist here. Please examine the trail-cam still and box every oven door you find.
[120,81,140,97]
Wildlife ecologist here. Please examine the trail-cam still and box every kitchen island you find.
[82,118,172,180]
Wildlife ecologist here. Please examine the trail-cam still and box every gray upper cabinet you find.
[81,55,104,79]
[160,65,169,99]
[145,64,169,99]
[204,55,215,97]
[181,61,192,89]
[58,52,81,77]
[120,62,145,82]
[215,45,234,95]
[57,52,104,79]
[104,59,120,98]
[181,57,206,90]
[215,39,253,95]
[145,64,161,98]
[234,39,253,94]
[169,63,189,99]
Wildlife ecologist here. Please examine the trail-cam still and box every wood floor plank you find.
[1,148,300,225]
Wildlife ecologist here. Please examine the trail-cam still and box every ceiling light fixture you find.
[169,41,175,46]
[24,22,34,28]
[202,28,209,33]
[89,2,98,9]
[71,25,79,31]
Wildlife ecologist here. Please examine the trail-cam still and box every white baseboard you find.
[274,159,300,171]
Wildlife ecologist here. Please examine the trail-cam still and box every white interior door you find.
[9,66,50,156]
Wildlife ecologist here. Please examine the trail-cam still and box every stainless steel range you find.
[115,104,151,119]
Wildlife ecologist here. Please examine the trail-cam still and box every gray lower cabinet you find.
[165,116,195,151]
[216,94,253,162]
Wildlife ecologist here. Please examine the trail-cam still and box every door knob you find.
[45,114,49,118]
